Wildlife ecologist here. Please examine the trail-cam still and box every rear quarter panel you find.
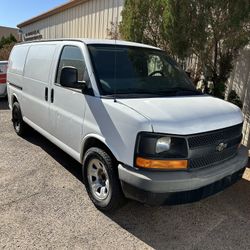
[7,45,30,108]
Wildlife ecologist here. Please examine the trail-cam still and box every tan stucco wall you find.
[0,26,19,40]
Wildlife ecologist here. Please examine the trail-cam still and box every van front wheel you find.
[12,102,27,136]
[83,147,125,212]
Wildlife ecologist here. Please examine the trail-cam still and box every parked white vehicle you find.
[0,61,8,98]
[7,39,249,211]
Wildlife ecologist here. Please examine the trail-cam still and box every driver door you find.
[50,45,87,160]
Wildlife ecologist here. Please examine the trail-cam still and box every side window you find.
[56,46,87,84]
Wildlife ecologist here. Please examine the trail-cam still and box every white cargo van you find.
[0,61,8,98]
[7,39,248,211]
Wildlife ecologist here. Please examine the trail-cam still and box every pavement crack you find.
[0,191,42,209]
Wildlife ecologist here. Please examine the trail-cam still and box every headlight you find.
[136,133,188,158]
[156,137,171,153]
[135,133,188,170]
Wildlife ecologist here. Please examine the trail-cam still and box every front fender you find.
[80,133,120,163]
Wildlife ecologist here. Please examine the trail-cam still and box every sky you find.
[0,0,68,28]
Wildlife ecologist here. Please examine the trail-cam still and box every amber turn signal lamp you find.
[136,157,188,170]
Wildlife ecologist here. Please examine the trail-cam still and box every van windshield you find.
[88,44,200,98]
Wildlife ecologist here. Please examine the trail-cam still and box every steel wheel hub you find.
[87,159,110,200]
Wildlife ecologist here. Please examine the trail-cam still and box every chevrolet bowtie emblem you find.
[216,142,228,152]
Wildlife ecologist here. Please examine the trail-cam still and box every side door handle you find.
[51,88,54,103]
[45,87,48,101]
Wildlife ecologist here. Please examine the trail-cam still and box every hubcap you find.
[87,159,110,200]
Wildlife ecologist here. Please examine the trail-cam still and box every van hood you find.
[118,96,243,135]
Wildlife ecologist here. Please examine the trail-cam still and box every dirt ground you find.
[1,98,250,250]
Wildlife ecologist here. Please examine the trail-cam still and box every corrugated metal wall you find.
[20,0,124,40]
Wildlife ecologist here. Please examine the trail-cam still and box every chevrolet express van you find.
[7,39,249,211]
[0,61,8,98]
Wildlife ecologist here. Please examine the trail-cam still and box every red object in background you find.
[0,63,7,84]
[0,73,7,84]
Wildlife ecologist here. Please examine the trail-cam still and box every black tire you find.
[83,147,125,212]
[12,102,27,136]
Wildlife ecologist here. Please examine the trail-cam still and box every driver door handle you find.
[45,87,48,101]
[51,89,54,103]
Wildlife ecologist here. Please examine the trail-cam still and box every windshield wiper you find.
[128,88,202,96]
[161,87,202,96]
[103,88,202,98]
[113,88,168,96]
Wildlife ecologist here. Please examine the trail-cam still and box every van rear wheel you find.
[83,147,125,212]
[12,102,27,136]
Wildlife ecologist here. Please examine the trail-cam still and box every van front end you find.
[118,124,249,205]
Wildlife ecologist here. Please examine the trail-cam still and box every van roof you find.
[18,38,161,50]
[82,39,160,50]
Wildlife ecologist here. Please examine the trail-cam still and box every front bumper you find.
[118,145,249,205]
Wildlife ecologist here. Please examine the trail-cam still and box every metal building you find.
[17,0,124,41]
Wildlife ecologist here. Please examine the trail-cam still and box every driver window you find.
[56,46,86,84]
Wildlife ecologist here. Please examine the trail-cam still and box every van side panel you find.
[24,45,56,83]
[8,45,29,76]
[7,45,30,108]
[22,44,57,133]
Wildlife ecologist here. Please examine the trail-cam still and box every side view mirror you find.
[60,66,86,90]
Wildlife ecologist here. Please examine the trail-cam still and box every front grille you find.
[188,124,242,149]
[188,124,242,170]
[189,146,238,169]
